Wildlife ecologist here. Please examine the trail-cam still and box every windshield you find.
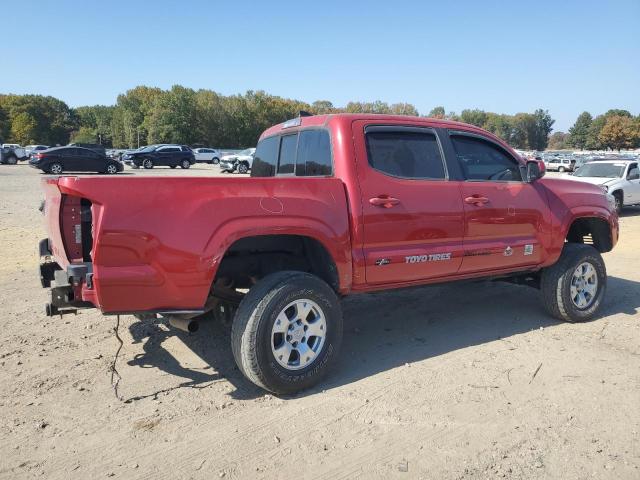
[574,163,625,178]
[238,148,255,156]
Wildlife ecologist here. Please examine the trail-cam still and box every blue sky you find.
[1,0,638,131]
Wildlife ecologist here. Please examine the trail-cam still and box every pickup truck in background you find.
[38,113,619,394]
[1,143,28,164]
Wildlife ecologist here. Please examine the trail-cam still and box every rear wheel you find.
[212,157,220,165]
[559,166,566,172]
[613,191,623,214]
[231,271,343,394]
[180,159,191,169]
[541,243,606,323]
[49,162,63,175]
[6,155,18,165]
[142,158,153,169]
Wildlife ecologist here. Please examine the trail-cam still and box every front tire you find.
[105,163,118,174]
[231,271,343,394]
[142,159,154,169]
[613,191,623,214]
[559,166,566,172]
[5,155,18,165]
[237,162,249,174]
[541,243,607,323]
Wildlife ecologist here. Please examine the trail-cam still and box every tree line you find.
[0,87,637,151]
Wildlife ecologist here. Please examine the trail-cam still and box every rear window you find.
[278,135,297,175]
[251,136,279,177]
[296,130,332,176]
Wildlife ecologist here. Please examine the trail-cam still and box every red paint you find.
[41,114,618,314]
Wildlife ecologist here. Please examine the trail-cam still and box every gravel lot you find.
[1,164,639,479]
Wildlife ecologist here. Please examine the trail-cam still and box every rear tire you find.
[231,271,343,394]
[6,155,18,165]
[613,191,623,214]
[212,157,220,165]
[49,162,63,175]
[540,243,606,323]
[170,165,177,169]
[559,166,566,172]
[180,159,191,169]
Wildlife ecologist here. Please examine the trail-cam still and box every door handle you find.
[369,196,401,208]
[464,195,489,206]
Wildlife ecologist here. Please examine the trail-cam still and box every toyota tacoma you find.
[38,113,619,394]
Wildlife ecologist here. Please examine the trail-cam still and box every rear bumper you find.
[39,238,94,316]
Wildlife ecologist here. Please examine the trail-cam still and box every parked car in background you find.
[1,144,27,163]
[219,148,256,173]
[121,144,195,169]
[565,160,640,212]
[193,147,222,164]
[545,157,573,172]
[68,143,106,155]
[29,146,123,174]
[25,145,50,157]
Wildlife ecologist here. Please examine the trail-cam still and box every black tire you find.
[540,243,607,323]
[5,155,18,165]
[212,157,220,165]
[180,159,191,169]
[48,162,63,175]
[231,271,343,394]
[170,165,177,169]
[142,158,153,169]
[559,166,565,172]
[612,191,623,214]
[237,162,249,174]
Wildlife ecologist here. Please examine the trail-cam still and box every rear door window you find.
[365,129,446,179]
[296,130,332,176]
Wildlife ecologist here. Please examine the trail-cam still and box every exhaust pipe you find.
[168,316,199,333]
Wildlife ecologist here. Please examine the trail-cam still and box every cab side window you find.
[296,130,332,176]
[365,129,445,180]
[450,134,522,182]
[251,136,278,177]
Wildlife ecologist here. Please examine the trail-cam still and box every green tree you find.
[567,111,592,149]
[459,109,487,127]
[389,103,419,116]
[530,109,554,150]
[10,112,38,144]
[146,85,198,144]
[428,106,445,119]
[311,100,336,114]
[70,126,98,143]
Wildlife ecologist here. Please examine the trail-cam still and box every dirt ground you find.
[1,164,639,480]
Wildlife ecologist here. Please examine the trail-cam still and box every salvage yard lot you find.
[1,165,639,479]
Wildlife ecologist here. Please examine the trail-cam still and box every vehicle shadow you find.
[125,275,640,400]
[620,206,640,217]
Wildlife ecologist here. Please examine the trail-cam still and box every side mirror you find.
[526,160,545,182]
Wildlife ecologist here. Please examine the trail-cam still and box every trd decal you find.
[405,253,451,264]
[524,244,534,256]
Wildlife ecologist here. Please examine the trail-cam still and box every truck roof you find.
[259,113,501,143]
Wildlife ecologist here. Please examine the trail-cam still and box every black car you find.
[29,146,124,174]
[121,144,195,169]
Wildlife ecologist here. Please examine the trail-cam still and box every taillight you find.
[35,153,44,159]
[59,195,93,263]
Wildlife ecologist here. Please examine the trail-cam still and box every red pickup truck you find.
[39,113,618,394]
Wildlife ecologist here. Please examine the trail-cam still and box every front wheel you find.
[142,159,154,169]
[237,162,249,174]
[541,243,607,323]
[5,155,18,165]
[558,167,566,172]
[613,192,623,214]
[231,271,343,394]
[180,159,191,169]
